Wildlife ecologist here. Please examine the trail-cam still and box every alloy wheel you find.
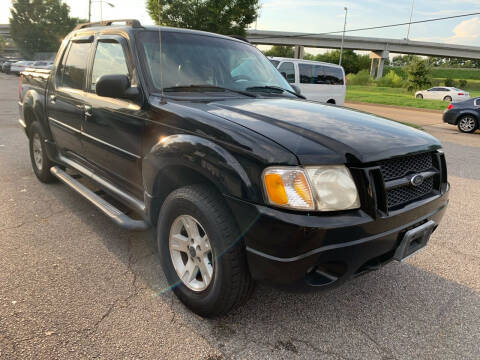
[169,215,214,292]
[459,117,476,132]
[32,133,43,171]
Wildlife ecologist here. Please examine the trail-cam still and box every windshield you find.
[136,30,293,96]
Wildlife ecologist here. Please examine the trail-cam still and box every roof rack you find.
[74,19,142,31]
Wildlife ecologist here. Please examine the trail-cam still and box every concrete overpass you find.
[247,30,480,78]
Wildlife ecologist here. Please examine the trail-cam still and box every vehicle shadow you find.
[58,191,478,360]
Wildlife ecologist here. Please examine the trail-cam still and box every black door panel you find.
[48,89,85,156]
[82,94,144,192]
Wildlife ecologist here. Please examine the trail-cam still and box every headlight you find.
[262,166,360,211]
[262,167,314,210]
[306,166,360,211]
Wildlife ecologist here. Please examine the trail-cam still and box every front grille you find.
[386,177,433,208]
[378,152,433,181]
[379,152,436,209]
[350,151,446,217]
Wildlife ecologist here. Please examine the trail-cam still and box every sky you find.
[1,0,480,47]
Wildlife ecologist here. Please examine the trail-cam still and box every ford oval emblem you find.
[410,174,425,187]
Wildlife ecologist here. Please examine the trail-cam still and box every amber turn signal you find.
[264,173,288,205]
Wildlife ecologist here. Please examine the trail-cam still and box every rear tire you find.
[443,96,452,102]
[457,115,478,133]
[29,122,57,183]
[416,94,423,99]
[157,184,254,317]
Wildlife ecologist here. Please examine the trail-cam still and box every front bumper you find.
[226,189,449,288]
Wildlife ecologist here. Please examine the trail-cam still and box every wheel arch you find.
[22,89,48,137]
[143,134,261,225]
[455,111,479,125]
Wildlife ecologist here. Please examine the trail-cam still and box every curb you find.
[345,101,444,114]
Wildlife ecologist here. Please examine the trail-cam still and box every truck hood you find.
[207,98,441,164]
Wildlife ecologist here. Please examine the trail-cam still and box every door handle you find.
[49,95,56,104]
[84,105,93,118]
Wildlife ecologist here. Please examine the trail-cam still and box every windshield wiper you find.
[246,85,305,99]
[163,85,257,98]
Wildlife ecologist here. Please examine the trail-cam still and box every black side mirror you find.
[96,74,139,101]
[291,84,302,95]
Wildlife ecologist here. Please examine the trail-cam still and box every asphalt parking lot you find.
[1,73,479,359]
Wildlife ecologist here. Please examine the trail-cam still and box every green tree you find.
[406,58,432,91]
[391,54,419,67]
[444,78,456,87]
[10,0,81,59]
[314,50,370,74]
[376,70,404,88]
[263,45,294,58]
[146,0,259,37]
[458,79,468,88]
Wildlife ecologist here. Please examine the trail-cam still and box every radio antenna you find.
[158,0,165,100]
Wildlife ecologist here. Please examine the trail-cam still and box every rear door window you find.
[299,64,314,84]
[323,66,344,85]
[59,41,91,90]
[299,64,344,85]
[278,62,295,83]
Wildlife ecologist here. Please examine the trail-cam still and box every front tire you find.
[416,94,423,99]
[157,185,254,317]
[29,122,57,183]
[457,115,478,133]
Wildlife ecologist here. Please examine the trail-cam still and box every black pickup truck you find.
[18,19,449,317]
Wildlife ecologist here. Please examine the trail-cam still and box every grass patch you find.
[346,85,448,110]
[431,68,480,80]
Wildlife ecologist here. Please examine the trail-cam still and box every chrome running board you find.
[50,166,149,231]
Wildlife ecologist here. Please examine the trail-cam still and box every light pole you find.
[339,7,348,66]
[406,0,415,40]
[89,0,115,22]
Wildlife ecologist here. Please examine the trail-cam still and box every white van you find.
[269,57,346,106]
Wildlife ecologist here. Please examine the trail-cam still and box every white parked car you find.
[415,87,470,102]
[269,57,346,105]
[10,61,35,75]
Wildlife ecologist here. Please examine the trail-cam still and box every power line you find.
[250,11,480,40]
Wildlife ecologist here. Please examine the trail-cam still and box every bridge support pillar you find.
[369,50,389,79]
[294,45,305,59]
[370,58,379,77]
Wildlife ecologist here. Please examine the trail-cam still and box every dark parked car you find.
[443,97,479,133]
[18,20,449,317]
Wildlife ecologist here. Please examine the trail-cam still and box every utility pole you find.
[89,1,115,22]
[406,0,415,40]
[339,7,348,66]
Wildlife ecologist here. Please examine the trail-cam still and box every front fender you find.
[143,134,261,203]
